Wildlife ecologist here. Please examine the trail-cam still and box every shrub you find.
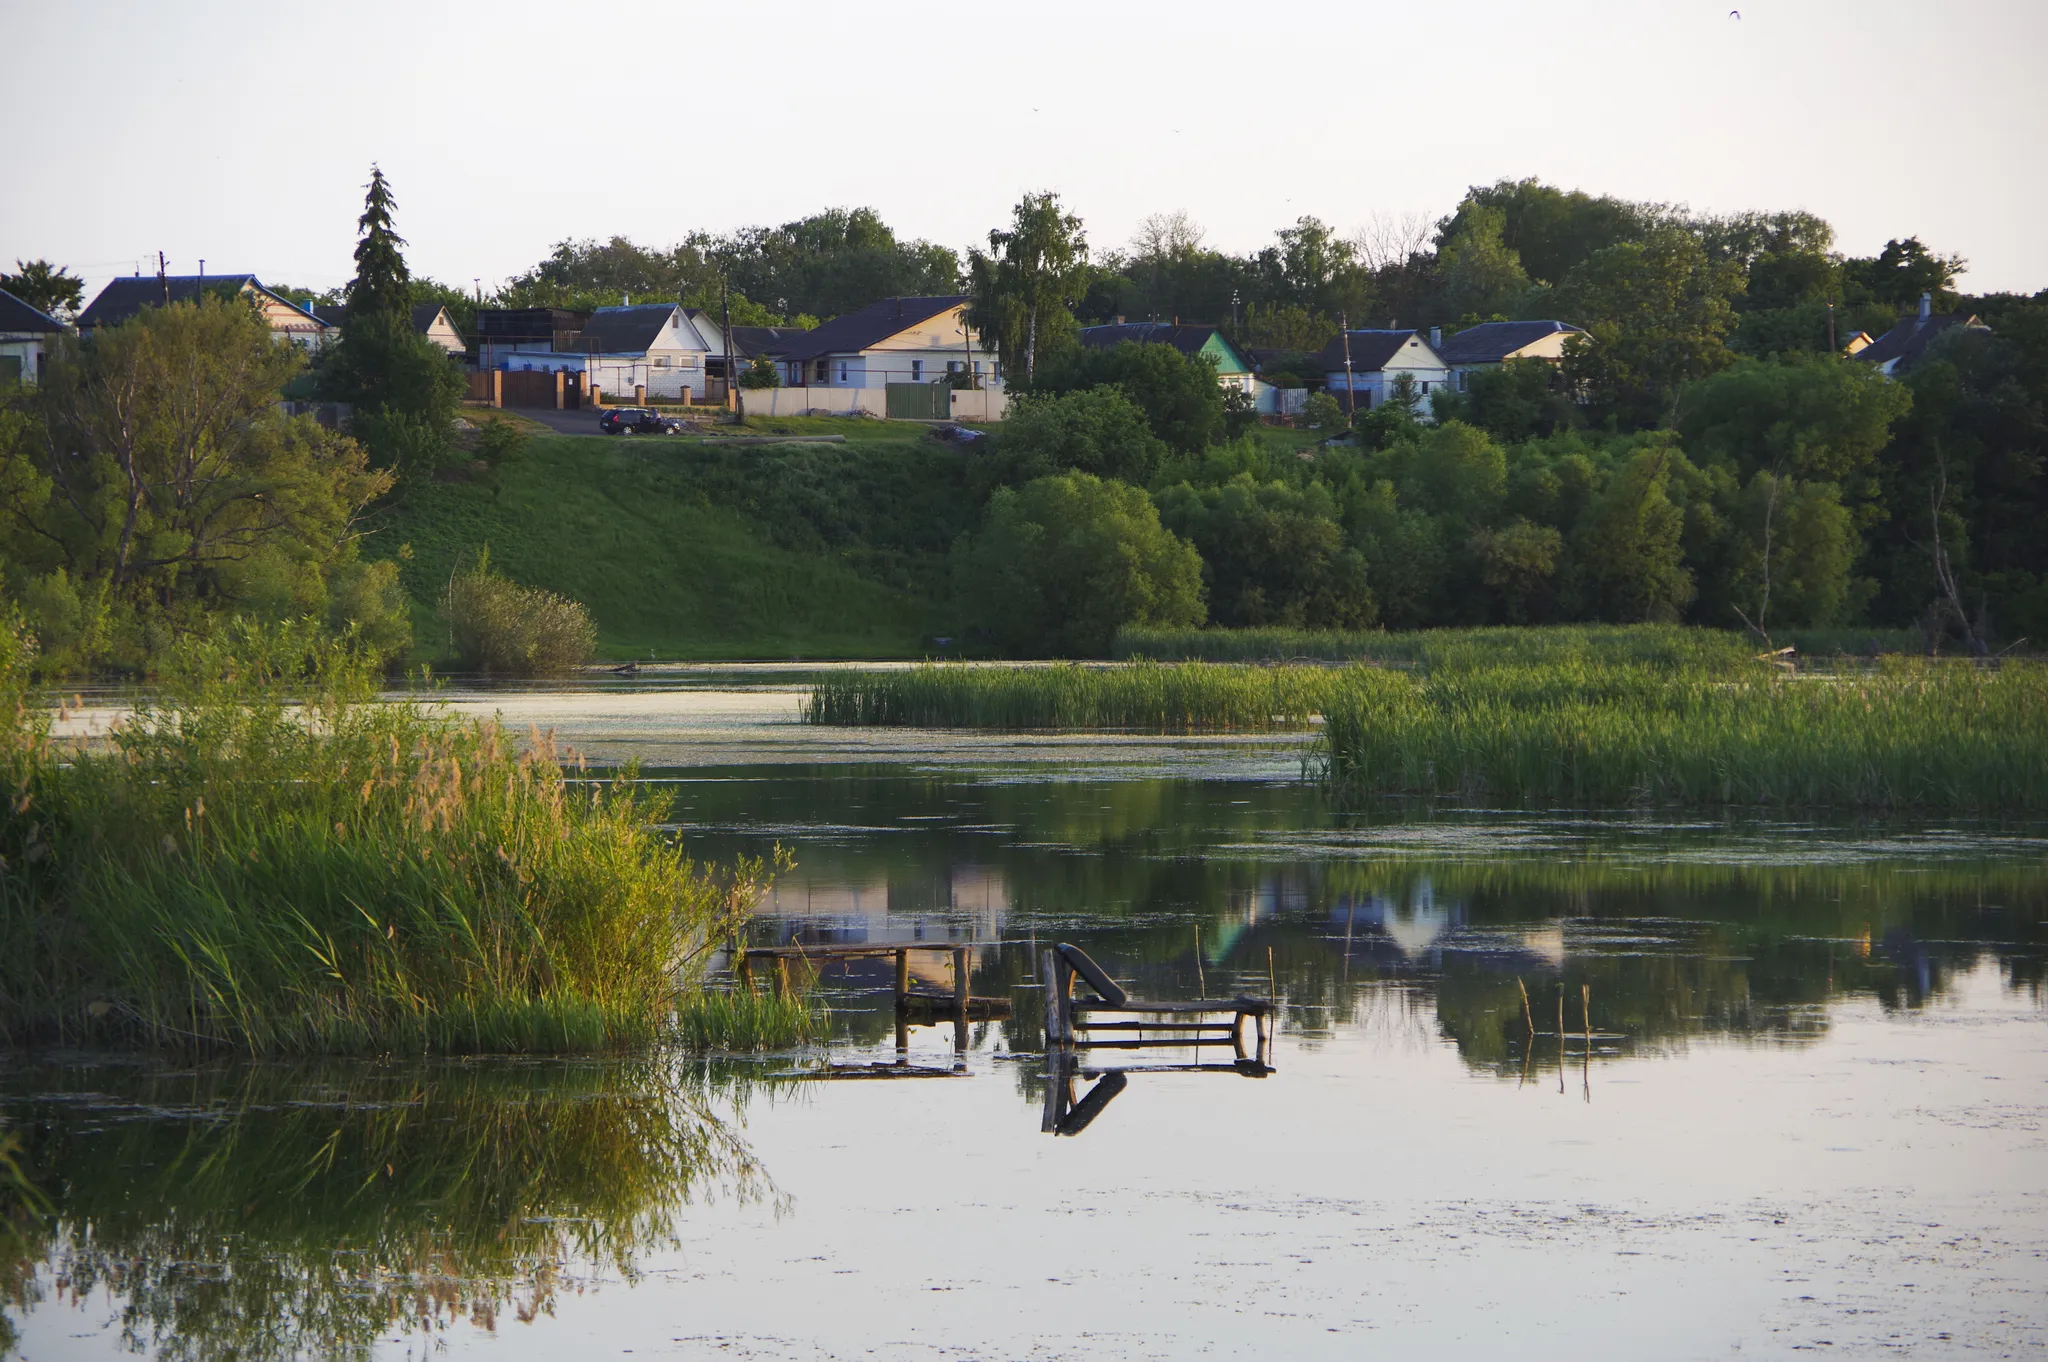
[739,354,782,389]
[471,415,531,465]
[445,551,597,675]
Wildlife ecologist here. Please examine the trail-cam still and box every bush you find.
[445,552,597,675]
[471,415,531,465]
[739,354,781,390]
[1035,341,1225,452]
[954,471,1205,656]
[988,387,1167,487]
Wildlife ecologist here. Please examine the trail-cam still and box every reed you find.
[805,660,1330,732]
[1315,657,2048,810]
[674,986,821,1050]
[1115,623,1920,667]
[0,618,804,1053]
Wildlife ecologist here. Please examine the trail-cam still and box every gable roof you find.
[582,303,695,355]
[307,302,450,335]
[1855,312,1989,373]
[0,288,67,335]
[728,324,810,358]
[1316,329,1439,373]
[78,274,328,332]
[1077,322,1251,373]
[1438,320,1584,366]
[775,295,969,363]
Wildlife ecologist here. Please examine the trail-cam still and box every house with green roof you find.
[1077,322,1255,397]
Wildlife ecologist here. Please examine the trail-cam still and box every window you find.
[947,360,962,374]
[814,359,827,383]
[837,360,848,383]
[911,359,923,381]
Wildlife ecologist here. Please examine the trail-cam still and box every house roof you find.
[1855,312,1989,373]
[1077,322,1251,372]
[0,287,67,335]
[78,274,326,331]
[307,302,448,335]
[774,295,969,363]
[728,324,810,358]
[1437,320,1584,366]
[582,304,690,355]
[1316,329,1435,373]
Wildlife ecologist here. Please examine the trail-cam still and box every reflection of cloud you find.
[1381,879,1452,958]
[1519,923,1567,967]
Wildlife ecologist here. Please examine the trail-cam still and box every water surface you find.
[6,708,2045,1360]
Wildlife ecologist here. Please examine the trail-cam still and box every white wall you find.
[0,336,47,383]
[739,387,889,417]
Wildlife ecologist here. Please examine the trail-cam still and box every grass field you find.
[370,430,959,661]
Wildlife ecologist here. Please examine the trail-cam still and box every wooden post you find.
[552,370,565,410]
[895,948,909,1007]
[490,369,502,409]
[634,382,645,406]
[952,946,969,1052]
[1041,949,1066,1046]
[738,952,754,995]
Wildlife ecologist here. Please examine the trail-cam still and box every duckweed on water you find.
[0,618,802,1053]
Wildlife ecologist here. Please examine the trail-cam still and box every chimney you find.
[1918,291,1932,321]
[1172,315,1180,326]
[623,292,630,306]
[1114,314,1125,326]
[1429,325,1441,349]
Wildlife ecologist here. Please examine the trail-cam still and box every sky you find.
[5,0,2046,307]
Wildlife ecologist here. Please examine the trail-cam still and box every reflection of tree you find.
[3,1058,776,1360]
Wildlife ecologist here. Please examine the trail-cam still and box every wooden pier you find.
[738,942,1011,1052]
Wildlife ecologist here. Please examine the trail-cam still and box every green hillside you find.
[368,429,962,661]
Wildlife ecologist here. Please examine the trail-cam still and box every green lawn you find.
[369,432,949,661]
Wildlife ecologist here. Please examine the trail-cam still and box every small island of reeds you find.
[0,619,812,1055]
[804,627,2048,812]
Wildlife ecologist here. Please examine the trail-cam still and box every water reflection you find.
[0,1058,775,1360]
[674,766,2048,1075]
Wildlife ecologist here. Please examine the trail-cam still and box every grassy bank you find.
[1317,658,2048,810]
[1115,623,1923,666]
[804,661,1330,731]
[370,431,971,661]
[0,619,805,1053]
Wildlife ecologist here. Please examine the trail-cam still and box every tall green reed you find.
[0,618,790,1053]
[1316,657,2048,810]
[805,661,1330,732]
[1115,623,1920,667]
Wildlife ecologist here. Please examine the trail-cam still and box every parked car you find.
[600,407,683,436]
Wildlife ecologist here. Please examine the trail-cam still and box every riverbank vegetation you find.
[1316,657,2048,810]
[805,660,1328,731]
[1115,622,1924,665]
[0,618,799,1053]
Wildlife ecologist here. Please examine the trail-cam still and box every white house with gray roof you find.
[487,302,728,401]
[0,288,67,385]
[1436,320,1586,390]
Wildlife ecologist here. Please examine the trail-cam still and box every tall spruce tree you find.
[344,166,411,322]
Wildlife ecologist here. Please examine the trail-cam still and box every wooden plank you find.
[1041,949,1066,1045]
[1072,1037,1244,1048]
[1056,942,1129,1009]
[1073,1021,1236,1032]
[1055,1071,1128,1136]
[1071,998,1272,1016]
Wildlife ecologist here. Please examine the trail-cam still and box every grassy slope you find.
[369,429,945,661]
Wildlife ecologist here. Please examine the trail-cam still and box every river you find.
[7,675,2046,1359]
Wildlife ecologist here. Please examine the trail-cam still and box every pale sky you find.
[6,0,2045,306]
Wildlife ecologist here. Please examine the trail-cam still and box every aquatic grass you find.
[1316,657,2048,810]
[0,619,787,1053]
[1114,623,1920,667]
[674,986,821,1050]
[804,660,1330,732]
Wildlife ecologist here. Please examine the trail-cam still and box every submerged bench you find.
[1041,942,1273,1063]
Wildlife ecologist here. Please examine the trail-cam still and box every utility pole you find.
[157,251,169,306]
[1338,311,1356,418]
[723,279,741,422]
[1827,300,1837,353]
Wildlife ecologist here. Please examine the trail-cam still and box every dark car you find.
[600,407,682,436]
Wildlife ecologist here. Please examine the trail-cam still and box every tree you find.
[1566,443,1696,621]
[739,354,781,389]
[1843,237,1965,311]
[1438,179,1667,287]
[1154,476,1374,628]
[1035,341,1223,453]
[988,387,1166,486]
[1438,205,1531,320]
[1431,359,1577,443]
[954,472,1204,656]
[344,166,410,322]
[1554,228,1746,426]
[1678,355,1912,483]
[323,167,463,478]
[967,192,1089,386]
[0,297,406,671]
[1,260,84,320]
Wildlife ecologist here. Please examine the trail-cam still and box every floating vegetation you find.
[1315,658,2048,810]
[804,661,1329,732]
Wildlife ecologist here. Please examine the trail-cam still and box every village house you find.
[760,295,1003,418]
[1077,321,1256,396]
[1316,328,1454,414]
[472,302,729,402]
[1435,320,1586,390]
[1855,292,1992,377]
[0,287,67,385]
[76,274,331,347]
[310,302,467,356]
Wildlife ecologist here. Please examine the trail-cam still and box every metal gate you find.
[885,381,949,420]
